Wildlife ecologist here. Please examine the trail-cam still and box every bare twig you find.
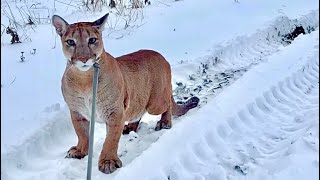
[155,0,170,7]
[10,76,16,85]
[1,76,17,88]
[54,0,80,8]
[66,0,76,11]
[3,0,19,29]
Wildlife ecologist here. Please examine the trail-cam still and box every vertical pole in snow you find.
[87,62,100,180]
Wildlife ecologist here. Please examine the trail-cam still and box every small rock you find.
[234,165,248,175]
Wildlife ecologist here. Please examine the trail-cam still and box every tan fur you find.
[52,13,199,174]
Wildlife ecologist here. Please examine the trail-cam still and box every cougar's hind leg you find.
[66,111,89,159]
[123,118,141,135]
[155,105,172,131]
[185,96,200,109]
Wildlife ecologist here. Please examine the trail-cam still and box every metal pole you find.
[87,62,100,180]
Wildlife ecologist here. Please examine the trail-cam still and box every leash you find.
[87,62,100,180]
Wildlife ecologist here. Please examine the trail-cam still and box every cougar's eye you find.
[88,38,97,44]
[66,39,75,46]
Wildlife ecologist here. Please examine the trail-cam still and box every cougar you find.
[52,13,199,174]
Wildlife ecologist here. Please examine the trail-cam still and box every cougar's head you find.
[52,13,109,71]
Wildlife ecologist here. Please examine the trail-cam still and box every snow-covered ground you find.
[1,0,319,179]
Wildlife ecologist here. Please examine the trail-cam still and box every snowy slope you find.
[1,0,319,179]
[1,0,319,150]
[2,28,318,180]
[113,30,319,180]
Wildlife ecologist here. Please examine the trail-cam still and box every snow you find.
[112,29,319,180]
[1,0,319,179]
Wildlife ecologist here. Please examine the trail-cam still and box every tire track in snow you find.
[114,30,319,180]
[172,10,319,105]
[167,45,318,179]
[1,10,319,180]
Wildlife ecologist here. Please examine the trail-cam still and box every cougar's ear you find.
[52,15,69,36]
[93,13,109,31]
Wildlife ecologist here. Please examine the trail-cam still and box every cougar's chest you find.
[76,91,105,123]
[62,71,104,123]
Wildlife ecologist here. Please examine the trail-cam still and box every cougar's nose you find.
[77,56,90,63]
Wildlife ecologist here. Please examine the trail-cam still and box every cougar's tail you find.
[171,96,200,116]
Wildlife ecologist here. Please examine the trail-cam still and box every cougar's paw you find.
[122,122,139,135]
[65,146,87,159]
[155,120,172,131]
[122,125,131,135]
[98,158,122,174]
[185,96,200,109]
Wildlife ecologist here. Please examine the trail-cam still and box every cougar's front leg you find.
[99,110,125,174]
[66,111,89,159]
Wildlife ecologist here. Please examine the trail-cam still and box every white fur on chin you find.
[75,59,94,71]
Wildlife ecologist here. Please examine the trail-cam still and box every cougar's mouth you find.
[74,59,95,72]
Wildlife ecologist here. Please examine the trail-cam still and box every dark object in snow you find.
[203,79,212,86]
[30,48,36,54]
[176,82,183,87]
[26,16,35,25]
[201,63,209,70]
[109,0,116,8]
[189,74,196,81]
[145,0,151,5]
[202,68,207,74]
[234,165,248,175]
[305,26,315,34]
[20,52,25,62]
[6,27,21,44]
[193,85,202,93]
[282,26,306,44]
